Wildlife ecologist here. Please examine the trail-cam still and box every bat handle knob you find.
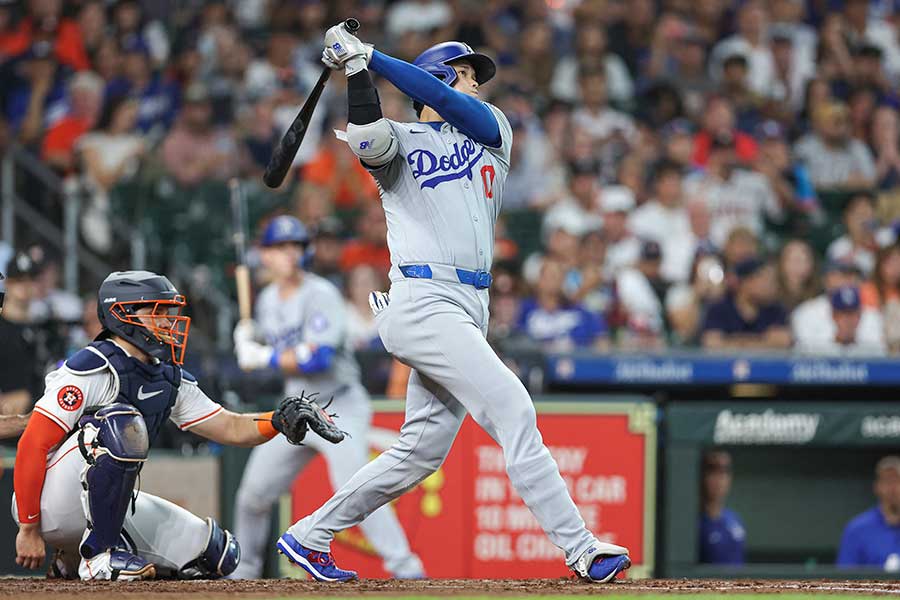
[344,18,360,33]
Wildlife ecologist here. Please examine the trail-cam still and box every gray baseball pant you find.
[288,279,597,565]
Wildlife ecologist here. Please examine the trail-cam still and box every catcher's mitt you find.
[272,391,346,445]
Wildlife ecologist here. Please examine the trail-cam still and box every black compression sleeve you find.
[347,69,383,125]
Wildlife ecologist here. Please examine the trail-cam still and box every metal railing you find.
[0,143,141,293]
[0,144,235,352]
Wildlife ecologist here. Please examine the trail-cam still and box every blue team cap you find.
[661,118,693,140]
[824,259,862,275]
[733,256,765,279]
[756,119,786,141]
[830,285,861,312]
[261,215,310,247]
[121,34,150,57]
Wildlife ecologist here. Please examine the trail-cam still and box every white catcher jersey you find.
[255,272,360,398]
[33,341,223,437]
[368,104,513,281]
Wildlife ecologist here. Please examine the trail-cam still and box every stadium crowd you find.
[2,0,900,406]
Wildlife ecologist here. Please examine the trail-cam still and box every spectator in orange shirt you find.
[692,96,758,167]
[340,202,391,275]
[41,70,103,172]
[0,0,89,71]
[861,243,900,308]
[301,126,380,209]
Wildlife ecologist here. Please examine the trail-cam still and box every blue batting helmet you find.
[413,41,496,87]
[261,215,310,247]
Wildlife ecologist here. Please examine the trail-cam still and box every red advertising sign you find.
[287,400,656,579]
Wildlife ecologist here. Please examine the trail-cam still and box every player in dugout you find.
[837,455,900,570]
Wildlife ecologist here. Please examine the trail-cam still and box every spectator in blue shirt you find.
[517,257,608,351]
[699,450,746,565]
[701,256,792,350]
[105,37,179,135]
[837,456,900,570]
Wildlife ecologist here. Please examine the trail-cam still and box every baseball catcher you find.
[12,270,342,580]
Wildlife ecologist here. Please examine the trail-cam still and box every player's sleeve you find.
[361,120,406,190]
[32,369,109,434]
[169,370,224,430]
[368,50,500,146]
[13,412,68,524]
[484,104,513,166]
[836,520,865,566]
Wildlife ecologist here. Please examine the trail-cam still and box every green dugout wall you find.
[662,402,900,578]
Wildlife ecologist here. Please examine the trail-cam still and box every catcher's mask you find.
[97,271,191,365]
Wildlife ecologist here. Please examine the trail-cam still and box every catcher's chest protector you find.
[89,340,181,443]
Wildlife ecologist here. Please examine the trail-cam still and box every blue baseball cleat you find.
[587,554,631,583]
[570,543,631,583]
[276,532,357,582]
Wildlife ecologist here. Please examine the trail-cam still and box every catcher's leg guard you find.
[77,404,154,580]
[180,517,241,578]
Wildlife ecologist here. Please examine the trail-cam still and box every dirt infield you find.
[2,578,900,599]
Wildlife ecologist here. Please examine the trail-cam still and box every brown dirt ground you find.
[2,578,900,599]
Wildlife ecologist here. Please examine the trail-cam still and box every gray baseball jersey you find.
[368,104,513,282]
[234,271,424,579]
[255,272,359,398]
[288,102,625,573]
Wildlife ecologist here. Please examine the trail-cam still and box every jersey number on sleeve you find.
[481,165,495,199]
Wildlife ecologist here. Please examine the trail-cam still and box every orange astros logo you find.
[57,385,84,412]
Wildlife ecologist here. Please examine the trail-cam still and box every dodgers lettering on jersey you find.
[367,103,513,282]
[407,138,484,189]
[255,272,360,398]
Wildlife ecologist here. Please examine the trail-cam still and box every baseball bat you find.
[229,178,252,321]
[262,17,361,189]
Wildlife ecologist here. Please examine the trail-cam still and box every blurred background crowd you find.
[2,0,900,410]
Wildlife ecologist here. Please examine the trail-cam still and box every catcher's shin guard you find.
[78,404,150,560]
[180,517,241,579]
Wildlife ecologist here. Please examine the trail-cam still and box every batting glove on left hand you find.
[322,24,372,76]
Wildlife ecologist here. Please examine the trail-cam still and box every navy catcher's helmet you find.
[96,271,190,365]
[412,41,496,115]
[261,215,310,247]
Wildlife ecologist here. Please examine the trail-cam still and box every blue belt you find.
[399,264,493,290]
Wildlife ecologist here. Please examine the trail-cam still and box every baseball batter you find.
[11,271,333,580]
[273,28,631,582]
[230,216,423,579]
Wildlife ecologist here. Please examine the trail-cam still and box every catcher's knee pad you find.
[77,404,150,559]
[345,118,398,167]
[180,517,240,579]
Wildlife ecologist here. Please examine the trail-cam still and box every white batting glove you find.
[233,319,260,346]
[321,49,342,71]
[322,24,373,77]
[233,319,274,371]
[236,342,275,371]
[368,290,390,316]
